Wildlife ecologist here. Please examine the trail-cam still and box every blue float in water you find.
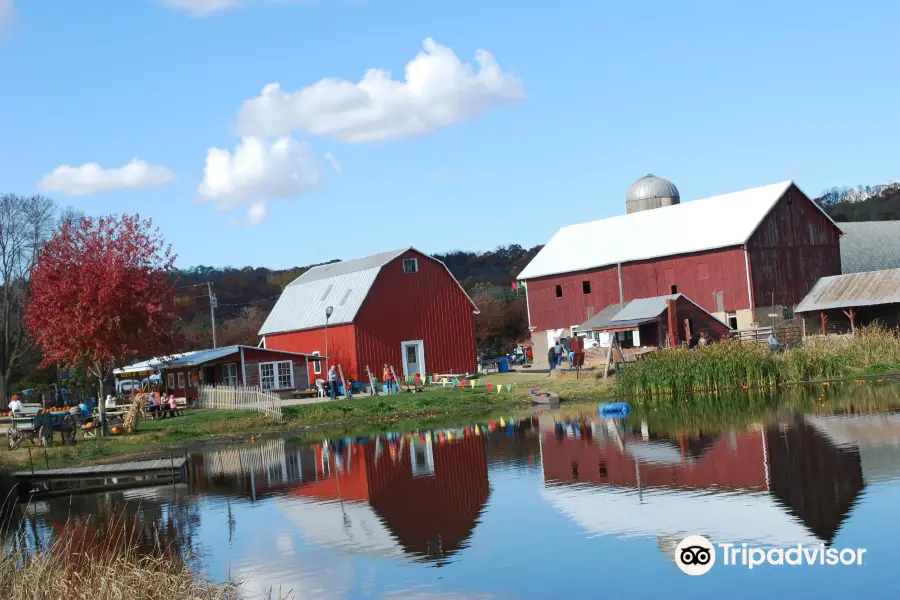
[598,402,631,418]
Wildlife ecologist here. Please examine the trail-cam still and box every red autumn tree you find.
[24,214,181,431]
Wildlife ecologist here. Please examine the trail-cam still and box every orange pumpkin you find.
[110,426,122,435]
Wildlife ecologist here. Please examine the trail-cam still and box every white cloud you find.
[229,201,268,227]
[159,0,243,16]
[428,170,462,181]
[198,136,323,226]
[159,0,298,16]
[324,152,343,174]
[234,38,524,143]
[0,0,18,38]
[39,159,176,196]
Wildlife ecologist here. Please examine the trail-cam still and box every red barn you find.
[259,248,478,382]
[518,177,842,366]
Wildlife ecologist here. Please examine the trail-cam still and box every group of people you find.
[318,364,398,399]
[547,340,576,371]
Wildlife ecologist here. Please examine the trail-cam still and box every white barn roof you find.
[518,180,812,281]
[259,248,477,337]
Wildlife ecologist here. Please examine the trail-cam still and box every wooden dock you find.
[16,458,186,482]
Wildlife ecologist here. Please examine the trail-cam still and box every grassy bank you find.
[1,374,610,470]
[1,523,239,600]
[616,327,900,396]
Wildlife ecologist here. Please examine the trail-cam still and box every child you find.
[382,364,393,394]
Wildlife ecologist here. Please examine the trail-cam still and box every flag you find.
[511,281,519,291]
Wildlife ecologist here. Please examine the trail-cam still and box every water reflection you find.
[4,390,900,598]
[537,409,900,550]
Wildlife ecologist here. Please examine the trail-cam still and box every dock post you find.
[28,448,34,479]
[44,446,49,470]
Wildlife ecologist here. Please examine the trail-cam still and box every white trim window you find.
[167,373,175,389]
[403,258,419,273]
[259,360,294,391]
[223,363,238,386]
[177,372,185,389]
[312,351,322,375]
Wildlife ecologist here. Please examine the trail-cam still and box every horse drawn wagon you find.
[6,410,77,450]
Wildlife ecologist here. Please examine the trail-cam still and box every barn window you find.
[177,372,185,389]
[669,284,678,294]
[403,258,419,273]
[555,285,563,298]
[312,351,322,375]
[259,360,294,391]
[726,311,738,330]
[582,281,591,294]
[222,363,238,386]
[167,373,175,389]
[783,306,795,321]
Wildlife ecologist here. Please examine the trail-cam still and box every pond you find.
[5,383,900,599]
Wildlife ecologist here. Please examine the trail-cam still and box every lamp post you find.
[324,306,334,375]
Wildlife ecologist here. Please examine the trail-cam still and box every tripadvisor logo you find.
[673,535,868,575]
[675,536,716,576]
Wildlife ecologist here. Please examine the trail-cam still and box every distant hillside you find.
[816,181,900,221]
[176,244,542,354]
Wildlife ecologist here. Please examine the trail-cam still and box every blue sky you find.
[1,1,898,270]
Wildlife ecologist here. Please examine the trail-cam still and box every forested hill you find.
[816,182,900,221]
[175,244,542,352]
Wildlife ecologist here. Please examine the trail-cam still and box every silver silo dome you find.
[625,174,680,214]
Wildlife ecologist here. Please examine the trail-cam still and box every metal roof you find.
[579,294,730,331]
[576,303,623,331]
[259,248,478,337]
[293,248,408,284]
[795,268,900,313]
[259,266,382,335]
[609,294,678,323]
[625,174,680,203]
[518,180,838,280]
[839,221,900,274]
[114,345,319,375]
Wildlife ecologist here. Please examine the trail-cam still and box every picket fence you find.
[197,384,283,422]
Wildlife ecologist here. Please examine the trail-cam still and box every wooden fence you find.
[729,325,804,348]
[197,385,282,422]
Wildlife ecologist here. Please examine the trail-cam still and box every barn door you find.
[401,340,425,376]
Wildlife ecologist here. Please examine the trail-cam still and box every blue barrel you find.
[599,402,631,418]
[498,357,509,373]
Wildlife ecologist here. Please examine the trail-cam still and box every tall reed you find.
[0,496,239,600]
[616,326,900,397]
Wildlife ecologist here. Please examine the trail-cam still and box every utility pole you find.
[208,282,218,348]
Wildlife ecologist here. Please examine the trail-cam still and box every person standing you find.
[382,364,393,395]
[547,346,557,371]
[328,365,340,399]
[8,396,22,414]
[554,341,563,367]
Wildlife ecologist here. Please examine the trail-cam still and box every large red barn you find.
[259,248,478,382]
[518,177,842,366]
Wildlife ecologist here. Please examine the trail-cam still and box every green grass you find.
[0,383,542,471]
[616,326,900,397]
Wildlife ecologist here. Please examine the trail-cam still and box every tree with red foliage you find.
[24,214,181,433]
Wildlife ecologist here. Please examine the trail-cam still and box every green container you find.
[615,362,623,376]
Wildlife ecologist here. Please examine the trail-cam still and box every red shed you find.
[114,345,322,400]
[518,178,842,367]
[259,248,478,382]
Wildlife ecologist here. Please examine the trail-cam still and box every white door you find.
[401,340,425,376]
